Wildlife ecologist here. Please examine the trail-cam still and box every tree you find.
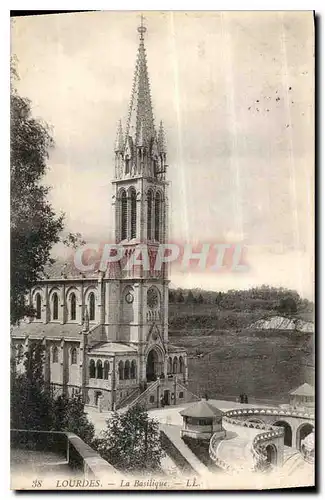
[197,293,204,304]
[11,61,64,324]
[176,290,184,303]
[11,342,95,445]
[93,404,164,473]
[11,342,54,430]
[51,394,95,445]
[277,296,297,316]
[186,290,195,304]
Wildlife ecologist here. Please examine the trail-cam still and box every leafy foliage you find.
[10,63,64,324]
[11,342,95,445]
[93,405,164,473]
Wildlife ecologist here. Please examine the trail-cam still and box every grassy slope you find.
[168,303,314,403]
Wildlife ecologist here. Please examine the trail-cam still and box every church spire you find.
[124,16,155,151]
[115,17,167,180]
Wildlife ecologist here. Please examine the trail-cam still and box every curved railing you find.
[209,406,314,474]
[223,407,314,420]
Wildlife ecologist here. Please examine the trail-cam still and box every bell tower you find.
[111,18,170,384]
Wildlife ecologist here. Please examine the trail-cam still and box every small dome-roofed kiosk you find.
[289,383,314,408]
[180,399,225,441]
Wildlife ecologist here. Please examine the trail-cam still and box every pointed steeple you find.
[124,17,155,151]
[115,120,124,152]
[158,120,166,154]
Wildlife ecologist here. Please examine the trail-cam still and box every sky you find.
[11,11,314,298]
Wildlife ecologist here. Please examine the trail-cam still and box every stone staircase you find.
[128,380,159,410]
[115,387,141,410]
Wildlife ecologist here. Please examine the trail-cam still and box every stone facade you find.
[11,24,194,412]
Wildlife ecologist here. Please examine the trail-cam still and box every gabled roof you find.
[289,383,314,397]
[180,400,224,418]
[89,342,137,354]
[11,321,82,340]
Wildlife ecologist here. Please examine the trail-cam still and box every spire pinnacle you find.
[158,120,166,154]
[115,120,124,152]
[137,14,147,41]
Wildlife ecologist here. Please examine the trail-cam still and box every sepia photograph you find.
[10,10,315,491]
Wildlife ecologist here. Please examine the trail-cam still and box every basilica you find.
[11,21,196,412]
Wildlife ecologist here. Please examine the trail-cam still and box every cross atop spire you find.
[137,14,147,41]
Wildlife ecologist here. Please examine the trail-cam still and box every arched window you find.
[96,360,103,379]
[118,360,124,380]
[147,190,152,239]
[89,292,95,321]
[70,293,76,321]
[104,361,110,379]
[154,192,161,241]
[52,293,59,320]
[89,359,96,378]
[121,191,127,240]
[71,348,77,365]
[173,356,178,374]
[35,293,41,319]
[131,360,137,379]
[52,346,59,363]
[124,360,130,380]
[168,357,172,374]
[130,190,137,239]
[179,356,184,374]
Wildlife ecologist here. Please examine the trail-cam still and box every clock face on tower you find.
[147,287,159,309]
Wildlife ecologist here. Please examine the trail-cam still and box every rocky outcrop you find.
[249,316,314,333]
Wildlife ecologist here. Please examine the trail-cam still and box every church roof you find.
[89,342,137,354]
[11,321,82,340]
[289,383,314,397]
[180,400,224,418]
[168,345,187,353]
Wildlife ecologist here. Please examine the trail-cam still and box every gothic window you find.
[179,356,184,374]
[154,192,161,241]
[130,360,137,379]
[124,360,130,380]
[52,293,59,320]
[121,191,127,240]
[125,157,130,175]
[89,359,96,378]
[168,357,172,374]
[104,361,110,379]
[147,190,152,239]
[52,346,59,363]
[35,293,41,319]
[89,292,95,321]
[130,189,137,239]
[70,293,76,321]
[173,356,178,374]
[96,360,103,379]
[118,360,124,380]
[71,348,77,365]
[147,287,159,309]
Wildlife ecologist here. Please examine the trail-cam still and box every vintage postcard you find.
[10,10,315,491]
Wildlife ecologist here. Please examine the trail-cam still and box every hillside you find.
[167,287,314,402]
